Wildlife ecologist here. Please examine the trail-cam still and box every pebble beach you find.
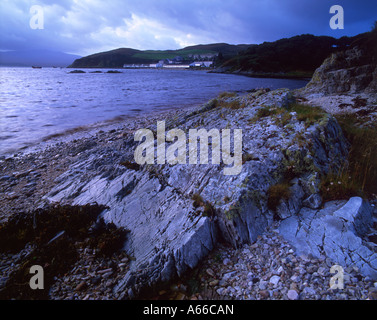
[1,101,376,300]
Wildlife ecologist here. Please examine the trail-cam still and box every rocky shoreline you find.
[1,84,376,300]
[208,68,313,80]
[0,107,193,221]
[1,26,377,300]
[184,221,377,301]
[0,107,196,300]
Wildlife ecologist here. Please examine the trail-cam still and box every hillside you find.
[302,25,377,94]
[0,50,81,67]
[216,33,366,78]
[69,48,144,68]
[69,34,367,75]
[1,26,377,300]
[68,43,249,68]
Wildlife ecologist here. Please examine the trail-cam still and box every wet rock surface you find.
[38,88,351,297]
[302,44,377,96]
[295,37,377,124]
[0,87,376,300]
[179,220,377,301]
[279,197,377,279]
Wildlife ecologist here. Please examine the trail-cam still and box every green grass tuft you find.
[217,91,237,99]
[320,115,377,200]
[267,183,291,212]
[0,204,129,299]
[287,103,325,124]
[192,193,205,208]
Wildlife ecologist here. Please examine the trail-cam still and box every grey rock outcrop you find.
[43,89,349,296]
[303,46,377,95]
[279,197,377,279]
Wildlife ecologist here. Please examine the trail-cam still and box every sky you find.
[0,0,376,56]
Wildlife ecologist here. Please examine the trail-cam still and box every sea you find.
[0,67,309,156]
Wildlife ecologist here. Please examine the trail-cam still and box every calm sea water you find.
[0,67,308,155]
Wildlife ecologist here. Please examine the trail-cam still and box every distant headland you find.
[68,32,368,79]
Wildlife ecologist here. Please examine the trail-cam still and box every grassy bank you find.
[320,115,377,200]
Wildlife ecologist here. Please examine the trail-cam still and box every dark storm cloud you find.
[0,0,375,55]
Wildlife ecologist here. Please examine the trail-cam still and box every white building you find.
[163,64,190,69]
[189,61,214,68]
[149,63,164,68]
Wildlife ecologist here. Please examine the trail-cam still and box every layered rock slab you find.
[44,89,349,296]
[303,46,377,95]
[279,197,377,279]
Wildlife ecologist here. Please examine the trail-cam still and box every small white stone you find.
[259,280,267,290]
[269,275,280,286]
[277,266,284,274]
[290,275,300,282]
[303,287,317,296]
[216,287,224,295]
[206,268,215,277]
[288,289,299,300]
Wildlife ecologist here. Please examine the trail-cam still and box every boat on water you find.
[32,66,42,69]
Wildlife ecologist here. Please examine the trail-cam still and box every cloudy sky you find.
[0,0,376,56]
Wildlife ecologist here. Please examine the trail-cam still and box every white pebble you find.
[287,290,299,300]
[269,275,280,286]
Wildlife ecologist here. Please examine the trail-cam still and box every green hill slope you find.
[218,33,365,77]
[68,43,250,68]
[68,34,367,74]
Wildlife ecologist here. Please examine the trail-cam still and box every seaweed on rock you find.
[0,204,129,300]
